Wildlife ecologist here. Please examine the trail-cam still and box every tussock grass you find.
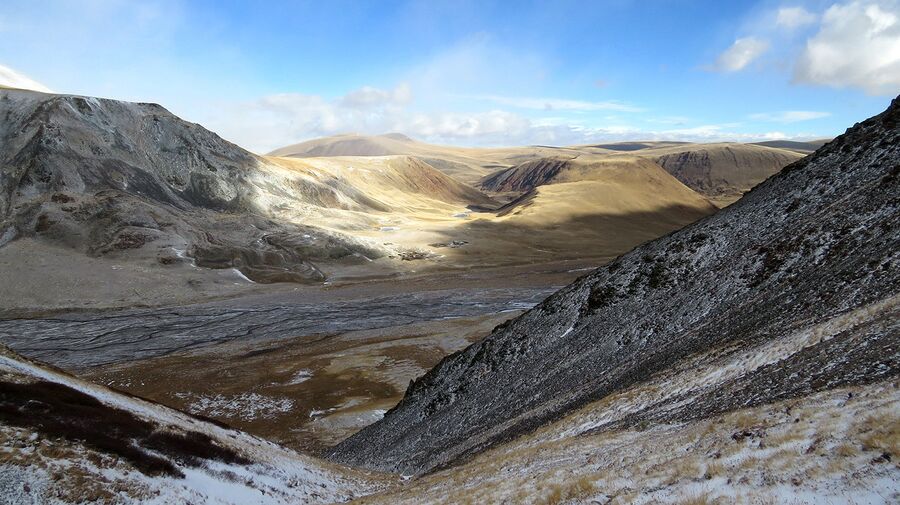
[859,413,900,456]
[676,493,720,505]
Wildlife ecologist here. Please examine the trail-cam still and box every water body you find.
[0,287,556,370]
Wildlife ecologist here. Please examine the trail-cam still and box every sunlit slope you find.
[491,156,715,220]
[266,155,496,213]
[269,134,593,185]
[264,154,717,271]
[752,139,831,154]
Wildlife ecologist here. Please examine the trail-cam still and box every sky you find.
[1,0,899,153]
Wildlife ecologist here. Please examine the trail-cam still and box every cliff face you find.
[329,97,900,475]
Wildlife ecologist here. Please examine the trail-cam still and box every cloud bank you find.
[713,1,900,96]
[794,1,900,95]
[0,64,51,92]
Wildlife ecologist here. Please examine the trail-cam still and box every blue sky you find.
[1,0,898,152]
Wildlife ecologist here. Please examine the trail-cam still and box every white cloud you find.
[713,37,770,72]
[204,84,538,152]
[339,83,412,108]
[646,116,692,126]
[776,6,817,29]
[749,110,831,122]
[0,64,52,92]
[471,95,643,112]
[794,1,900,95]
[203,82,821,152]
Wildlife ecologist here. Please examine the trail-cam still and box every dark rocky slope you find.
[0,89,383,283]
[329,97,900,474]
[479,157,572,192]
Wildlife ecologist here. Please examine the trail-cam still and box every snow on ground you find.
[174,392,295,422]
[0,348,393,505]
[347,298,900,504]
[287,368,313,384]
[355,380,899,504]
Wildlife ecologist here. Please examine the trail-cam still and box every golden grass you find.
[764,426,806,447]
[834,443,859,458]
[858,413,900,456]
[676,492,721,505]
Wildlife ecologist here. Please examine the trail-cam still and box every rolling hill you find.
[274,135,808,209]
[635,143,805,206]
[269,133,590,186]
[752,139,831,153]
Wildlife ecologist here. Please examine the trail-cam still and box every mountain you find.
[587,141,691,152]
[484,155,716,244]
[635,143,805,206]
[329,97,900,476]
[269,133,417,158]
[0,64,52,93]
[269,133,492,184]
[267,155,495,210]
[0,346,388,504]
[274,135,804,208]
[1,89,722,313]
[0,89,394,286]
[269,134,586,186]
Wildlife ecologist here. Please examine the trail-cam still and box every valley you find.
[0,86,896,505]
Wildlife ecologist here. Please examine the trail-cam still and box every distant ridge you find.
[751,139,831,153]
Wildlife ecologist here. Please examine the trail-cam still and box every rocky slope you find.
[0,89,399,284]
[329,97,900,475]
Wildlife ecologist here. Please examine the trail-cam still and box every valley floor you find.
[83,312,517,454]
[1,259,592,451]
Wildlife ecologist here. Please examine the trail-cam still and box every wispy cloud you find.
[470,95,644,112]
[712,37,770,72]
[203,82,820,152]
[776,6,817,29]
[749,110,831,123]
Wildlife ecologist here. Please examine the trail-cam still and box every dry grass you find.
[834,443,859,458]
[764,425,806,447]
[703,459,727,479]
[727,410,767,432]
[858,413,900,456]
[537,475,599,505]
[676,493,720,505]
[353,382,899,505]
